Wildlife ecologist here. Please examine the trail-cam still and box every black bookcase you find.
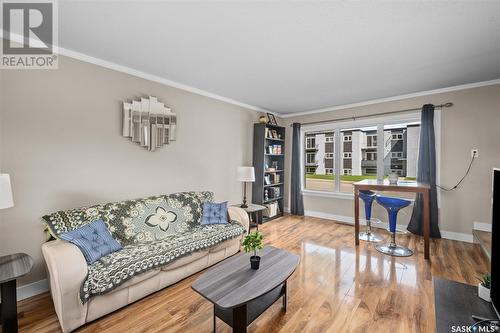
[252,123,285,222]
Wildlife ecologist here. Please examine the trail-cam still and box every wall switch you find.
[471,149,479,157]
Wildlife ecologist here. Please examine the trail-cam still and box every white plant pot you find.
[478,283,491,302]
[388,173,399,184]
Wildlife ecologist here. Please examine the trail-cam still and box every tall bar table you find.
[353,179,431,259]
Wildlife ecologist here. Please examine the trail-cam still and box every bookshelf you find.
[252,123,285,222]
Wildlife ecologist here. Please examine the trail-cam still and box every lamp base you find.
[240,203,249,209]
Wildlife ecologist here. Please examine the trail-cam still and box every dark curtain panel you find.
[407,104,441,238]
[290,123,304,215]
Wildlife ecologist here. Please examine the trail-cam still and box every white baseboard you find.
[473,222,492,232]
[17,279,49,301]
[304,209,474,243]
[440,231,474,243]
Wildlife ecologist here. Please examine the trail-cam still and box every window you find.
[367,134,377,147]
[306,153,316,164]
[391,152,403,158]
[366,152,377,161]
[304,132,336,191]
[391,169,403,176]
[303,115,421,195]
[306,136,316,149]
[306,167,316,174]
[384,122,420,200]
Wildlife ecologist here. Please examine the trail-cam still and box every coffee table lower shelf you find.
[214,281,287,333]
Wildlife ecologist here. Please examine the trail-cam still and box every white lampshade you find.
[237,167,255,182]
[0,174,13,209]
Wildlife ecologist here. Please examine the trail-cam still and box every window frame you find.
[301,112,422,199]
[306,136,316,149]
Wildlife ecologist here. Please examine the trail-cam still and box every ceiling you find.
[58,1,500,114]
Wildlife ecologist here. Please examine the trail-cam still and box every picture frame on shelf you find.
[267,113,278,126]
[264,175,272,185]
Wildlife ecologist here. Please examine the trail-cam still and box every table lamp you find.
[237,167,255,208]
[0,174,14,209]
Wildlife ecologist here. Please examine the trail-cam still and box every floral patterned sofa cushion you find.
[42,191,214,246]
[79,221,246,303]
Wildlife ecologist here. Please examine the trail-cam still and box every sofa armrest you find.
[42,240,88,333]
[228,206,250,232]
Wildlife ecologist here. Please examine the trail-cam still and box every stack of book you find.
[267,145,282,154]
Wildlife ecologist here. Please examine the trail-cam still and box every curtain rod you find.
[291,102,453,127]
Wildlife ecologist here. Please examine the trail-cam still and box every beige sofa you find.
[42,206,249,333]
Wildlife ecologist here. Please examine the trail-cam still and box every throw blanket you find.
[80,221,245,303]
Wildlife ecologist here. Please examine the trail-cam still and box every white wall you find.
[0,55,261,286]
[283,84,500,238]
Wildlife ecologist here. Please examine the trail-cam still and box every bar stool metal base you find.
[359,232,384,242]
[375,243,413,257]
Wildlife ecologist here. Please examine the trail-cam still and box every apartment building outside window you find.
[306,137,316,149]
[367,134,377,147]
[366,152,377,161]
[306,152,316,164]
[392,133,403,140]
[302,114,421,194]
[391,152,403,158]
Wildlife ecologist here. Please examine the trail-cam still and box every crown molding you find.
[279,78,500,118]
[3,30,499,118]
[1,30,270,113]
[59,47,272,113]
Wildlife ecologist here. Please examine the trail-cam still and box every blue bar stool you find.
[375,195,413,257]
[358,190,383,242]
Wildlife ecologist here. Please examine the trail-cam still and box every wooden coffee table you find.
[192,246,299,333]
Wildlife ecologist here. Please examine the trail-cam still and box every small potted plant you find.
[478,273,491,302]
[243,231,264,270]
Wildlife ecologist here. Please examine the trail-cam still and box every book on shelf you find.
[267,144,282,155]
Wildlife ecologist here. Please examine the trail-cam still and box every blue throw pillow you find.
[201,202,228,225]
[60,220,122,264]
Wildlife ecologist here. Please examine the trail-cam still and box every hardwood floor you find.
[16,216,488,333]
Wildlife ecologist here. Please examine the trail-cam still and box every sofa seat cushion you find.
[113,268,161,292]
[80,221,246,303]
[161,250,208,271]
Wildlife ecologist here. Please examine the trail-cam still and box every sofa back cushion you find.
[43,191,214,246]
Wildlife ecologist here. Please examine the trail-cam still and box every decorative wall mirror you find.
[122,96,177,151]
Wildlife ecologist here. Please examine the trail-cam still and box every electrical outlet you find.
[471,149,479,158]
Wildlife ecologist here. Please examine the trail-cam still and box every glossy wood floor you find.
[15,216,488,333]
